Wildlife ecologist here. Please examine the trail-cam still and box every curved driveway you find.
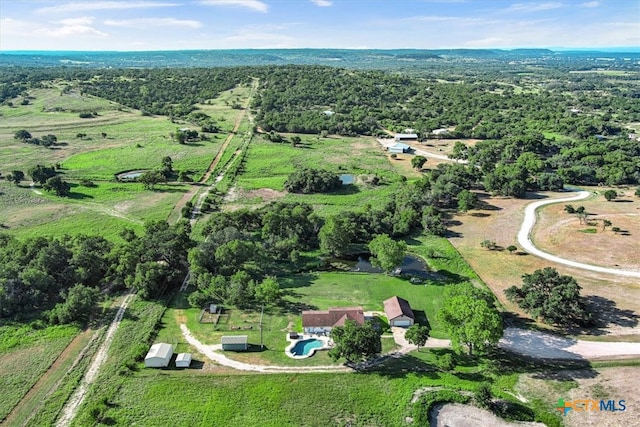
[517,191,640,278]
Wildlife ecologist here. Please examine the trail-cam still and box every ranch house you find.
[302,307,365,334]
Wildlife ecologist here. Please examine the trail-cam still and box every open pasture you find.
[447,191,640,335]
[231,135,404,215]
[0,324,79,422]
[0,180,188,241]
[533,190,640,271]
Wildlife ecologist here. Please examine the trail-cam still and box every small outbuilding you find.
[221,335,248,351]
[144,343,174,368]
[384,296,415,327]
[388,143,411,154]
[175,353,192,368]
[394,133,418,141]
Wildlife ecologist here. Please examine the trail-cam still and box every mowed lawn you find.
[284,272,448,337]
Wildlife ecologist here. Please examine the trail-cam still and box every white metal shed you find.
[144,343,174,368]
[176,352,192,368]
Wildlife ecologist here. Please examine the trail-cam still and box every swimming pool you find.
[289,339,324,357]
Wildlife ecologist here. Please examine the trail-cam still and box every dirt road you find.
[56,292,135,427]
[170,79,257,223]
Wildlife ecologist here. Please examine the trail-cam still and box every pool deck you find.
[285,334,332,359]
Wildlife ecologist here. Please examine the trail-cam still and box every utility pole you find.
[260,304,264,350]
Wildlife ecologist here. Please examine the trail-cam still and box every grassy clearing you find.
[0,324,79,421]
[231,135,404,215]
[61,138,222,181]
[285,272,449,338]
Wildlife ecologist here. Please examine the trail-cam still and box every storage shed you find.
[144,343,174,368]
[175,353,192,368]
[394,133,418,141]
[221,335,248,351]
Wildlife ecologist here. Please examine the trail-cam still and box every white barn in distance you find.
[144,343,174,368]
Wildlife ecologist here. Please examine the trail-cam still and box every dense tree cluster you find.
[77,68,252,118]
[0,234,113,322]
[328,319,382,364]
[437,284,503,356]
[505,267,590,327]
[284,168,342,194]
[0,221,193,323]
[190,202,321,308]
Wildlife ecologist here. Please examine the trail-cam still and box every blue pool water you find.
[339,174,355,184]
[290,339,323,356]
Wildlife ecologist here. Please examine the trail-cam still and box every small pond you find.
[339,174,355,185]
[116,170,148,180]
[349,254,430,278]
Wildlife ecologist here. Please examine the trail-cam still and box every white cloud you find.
[104,18,202,28]
[505,2,564,13]
[36,1,180,14]
[58,17,96,26]
[39,25,108,38]
[579,1,600,8]
[311,0,333,6]
[0,18,31,36]
[0,16,107,41]
[199,0,268,13]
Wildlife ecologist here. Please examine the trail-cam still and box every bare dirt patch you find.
[448,191,640,335]
[429,403,544,427]
[225,186,286,204]
[517,366,638,427]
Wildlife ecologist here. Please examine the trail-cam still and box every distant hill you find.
[1,48,638,69]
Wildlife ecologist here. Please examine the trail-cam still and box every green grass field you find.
[231,135,404,215]
[0,324,79,421]
[0,82,253,241]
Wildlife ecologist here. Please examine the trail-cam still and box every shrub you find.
[474,382,493,409]
[435,353,456,372]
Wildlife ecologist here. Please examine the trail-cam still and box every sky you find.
[1,0,639,51]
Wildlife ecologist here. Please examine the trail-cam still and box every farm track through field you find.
[56,292,135,427]
[2,329,95,427]
[169,79,258,223]
[0,115,138,133]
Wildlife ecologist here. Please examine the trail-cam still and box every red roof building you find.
[302,307,365,333]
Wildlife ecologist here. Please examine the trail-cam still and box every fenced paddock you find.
[199,306,272,332]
